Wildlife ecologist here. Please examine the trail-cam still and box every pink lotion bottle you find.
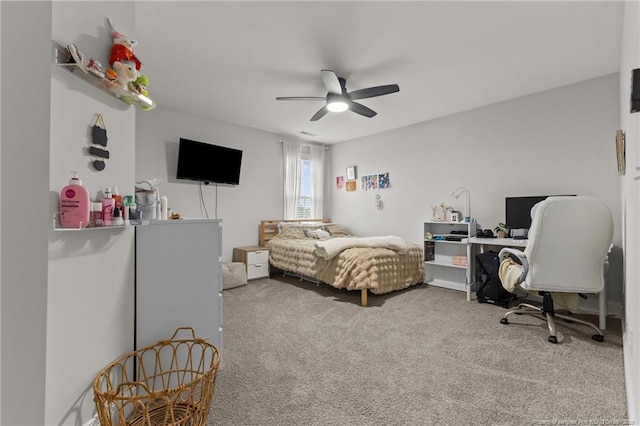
[59,172,90,228]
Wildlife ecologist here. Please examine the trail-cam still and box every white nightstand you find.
[232,246,270,280]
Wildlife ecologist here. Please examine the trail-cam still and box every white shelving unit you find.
[423,221,476,296]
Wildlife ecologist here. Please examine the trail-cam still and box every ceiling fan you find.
[276,70,400,121]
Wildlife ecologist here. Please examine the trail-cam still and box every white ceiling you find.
[134,1,623,144]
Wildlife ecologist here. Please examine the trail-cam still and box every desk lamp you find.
[450,187,471,222]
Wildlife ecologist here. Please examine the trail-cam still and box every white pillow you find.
[304,229,331,240]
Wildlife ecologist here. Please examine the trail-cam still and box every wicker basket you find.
[93,327,220,426]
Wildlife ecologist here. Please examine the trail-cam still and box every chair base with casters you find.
[499,292,604,344]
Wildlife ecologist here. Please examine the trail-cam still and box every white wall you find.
[0,2,3,421]
[136,106,283,261]
[47,3,136,425]
[2,4,282,423]
[0,2,51,424]
[620,1,640,422]
[0,3,632,424]
[328,74,622,299]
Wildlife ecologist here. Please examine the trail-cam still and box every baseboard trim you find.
[81,414,99,426]
[514,293,623,318]
[579,298,623,318]
[622,317,636,424]
[426,279,466,292]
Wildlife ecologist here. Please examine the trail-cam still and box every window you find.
[283,141,324,220]
[298,154,312,219]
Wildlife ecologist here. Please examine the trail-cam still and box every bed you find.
[261,219,424,306]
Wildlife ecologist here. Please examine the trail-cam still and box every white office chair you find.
[498,196,613,344]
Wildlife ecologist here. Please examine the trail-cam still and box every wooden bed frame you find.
[259,218,369,306]
[259,218,330,247]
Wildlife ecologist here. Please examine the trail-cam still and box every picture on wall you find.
[336,176,345,189]
[616,129,625,175]
[346,181,357,192]
[378,172,390,189]
[346,165,357,181]
[361,175,378,191]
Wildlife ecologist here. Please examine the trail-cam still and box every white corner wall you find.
[135,106,283,261]
[47,3,136,425]
[328,74,622,298]
[0,2,3,422]
[620,1,640,422]
[1,2,51,424]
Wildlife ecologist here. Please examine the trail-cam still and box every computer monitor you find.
[505,196,548,230]
[505,195,576,230]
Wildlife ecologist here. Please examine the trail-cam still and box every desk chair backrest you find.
[522,196,613,293]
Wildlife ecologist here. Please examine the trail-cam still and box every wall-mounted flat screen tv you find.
[176,138,243,185]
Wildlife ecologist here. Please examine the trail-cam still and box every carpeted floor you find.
[208,276,627,425]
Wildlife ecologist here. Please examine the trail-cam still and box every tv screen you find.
[176,138,242,185]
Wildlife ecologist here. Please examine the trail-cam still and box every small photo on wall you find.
[346,165,357,181]
[346,181,357,192]
[378,173,390,189]
[361,175,378,191]
[336,176,345,189]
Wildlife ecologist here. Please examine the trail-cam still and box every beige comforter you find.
[267,228,424,295]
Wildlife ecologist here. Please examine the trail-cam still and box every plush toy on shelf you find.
[130,74,149,97]
[103,18,154,109]
[107,18,141,72]
[119,73,154,110]
[112,61,138,90]
[105,18,140,95]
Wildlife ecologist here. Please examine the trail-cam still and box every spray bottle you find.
[102,188,115,226]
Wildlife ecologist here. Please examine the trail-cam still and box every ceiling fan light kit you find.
[276,69,399,121]
[326,94,349,112]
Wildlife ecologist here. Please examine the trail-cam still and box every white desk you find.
[466,236,607,330]
[466,237,527,302]
[468,237,528,249]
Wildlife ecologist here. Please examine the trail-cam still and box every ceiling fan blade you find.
[348,84,399,100]
[310,106,329,121]
[348,101,377,118]
[321,70,342,94]
[276,96,325,101]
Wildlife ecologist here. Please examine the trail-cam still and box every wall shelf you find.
[54,43,156,111]
[52,213,148,231]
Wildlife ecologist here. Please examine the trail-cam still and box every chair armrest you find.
[498,247,529,285]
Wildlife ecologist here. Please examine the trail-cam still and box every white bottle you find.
[155,189,161,220]
[160,196,168,220]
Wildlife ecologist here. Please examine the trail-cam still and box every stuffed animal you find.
[129,74,150,96]
[111,61,138,90]
[105,18,155,109]
[107,18,141,71]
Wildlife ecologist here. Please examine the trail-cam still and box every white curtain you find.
[282,140,325,220]
[283,140,302,219]
[309,144,324,219]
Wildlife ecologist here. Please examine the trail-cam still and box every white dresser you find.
[135,219,223,350]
